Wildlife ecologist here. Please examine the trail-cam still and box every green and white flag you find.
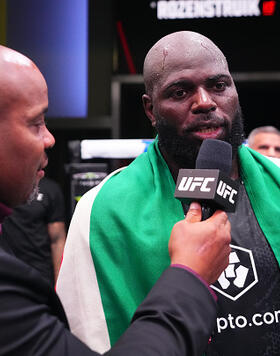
[57,140,280,353]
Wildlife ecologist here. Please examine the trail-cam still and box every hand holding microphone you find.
[169,201,231,285]
[169,139,238,284]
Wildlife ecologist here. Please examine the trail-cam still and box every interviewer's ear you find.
[142,94,156,127]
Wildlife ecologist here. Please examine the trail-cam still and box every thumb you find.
[185,202,202,223]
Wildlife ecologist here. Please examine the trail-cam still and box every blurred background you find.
[1,0,279,222]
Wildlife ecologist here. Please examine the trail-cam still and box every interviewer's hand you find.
[169,202,231,285]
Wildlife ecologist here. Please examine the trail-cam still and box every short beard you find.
[26,185,39,204]
[155,106,245,169]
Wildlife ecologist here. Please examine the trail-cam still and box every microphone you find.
[174,139,240,220]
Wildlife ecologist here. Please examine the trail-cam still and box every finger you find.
[225,218,231,233]
[185,202,202,223]
[208,209,228,225]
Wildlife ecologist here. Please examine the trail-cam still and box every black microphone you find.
[174,139,240,220]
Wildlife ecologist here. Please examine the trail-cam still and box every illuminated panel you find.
[7,0,88,118]
[155,0,278,19]
[263,0,277,15]
[157,0,261,19]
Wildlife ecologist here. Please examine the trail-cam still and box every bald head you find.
[0,46,47,117]
[0,45,35,67]
[0,45,54,207]
[248,126,280,158]
[143,31,229,95]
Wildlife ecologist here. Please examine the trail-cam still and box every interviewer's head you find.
[0,46,55,207]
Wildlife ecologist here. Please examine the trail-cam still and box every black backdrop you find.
[114,0,280,74]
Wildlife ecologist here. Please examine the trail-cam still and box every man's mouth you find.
[40,157,48,171]
[196,127,219,134]
[191,125,224,139]
[37,159,48,178]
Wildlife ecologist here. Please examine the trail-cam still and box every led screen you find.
[7,0,88,118]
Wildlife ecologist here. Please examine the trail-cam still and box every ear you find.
[142,94,156,127]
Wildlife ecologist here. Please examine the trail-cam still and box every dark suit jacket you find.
[0,244,217,355]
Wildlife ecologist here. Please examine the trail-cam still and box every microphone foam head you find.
[195,139,232,175]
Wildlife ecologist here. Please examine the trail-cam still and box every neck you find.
[159,144,240,182]
[158,145,180,181]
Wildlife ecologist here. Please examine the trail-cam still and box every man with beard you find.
[57,31,280,356]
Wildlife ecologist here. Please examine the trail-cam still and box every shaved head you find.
[143,31,229,96]
[0,46,47,118]
[0,46,54,207]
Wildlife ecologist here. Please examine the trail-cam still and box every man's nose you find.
[44,127,55,149]
[191,87,217,114]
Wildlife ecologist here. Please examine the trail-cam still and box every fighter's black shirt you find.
[206,183,280,355]
[1,177,65,286]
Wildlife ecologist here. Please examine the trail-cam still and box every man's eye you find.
[215,82,227,91]
[30,120,45,134]
[173,89,186,98]
[34,122,44,129]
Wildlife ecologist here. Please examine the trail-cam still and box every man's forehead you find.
[255,132,280,143]
[155,58,231,92]
[162,44,226,71]
[148,44,229,90]
[153,32,226,63]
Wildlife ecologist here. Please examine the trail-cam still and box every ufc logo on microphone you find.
[175,169,239,213]
[178,177,215,192]
[216,180,238,204]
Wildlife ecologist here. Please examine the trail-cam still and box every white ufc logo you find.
[216,180,237,204]
[178,177,215,192]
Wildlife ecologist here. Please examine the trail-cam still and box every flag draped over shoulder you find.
[89,140,184,346]
[238,145,280,265]
[88,140,280,347]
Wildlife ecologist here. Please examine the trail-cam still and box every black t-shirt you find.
[1,177,65,286]
[206,183,280,355]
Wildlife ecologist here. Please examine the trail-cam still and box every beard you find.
[26,184,40,204]
[155,105,245,169]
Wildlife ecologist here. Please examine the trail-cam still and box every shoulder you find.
[75,153,151,210]
[74,166,127,211]
[0,247,49,295]
[98,152,153,197]
[0,246,68,319]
